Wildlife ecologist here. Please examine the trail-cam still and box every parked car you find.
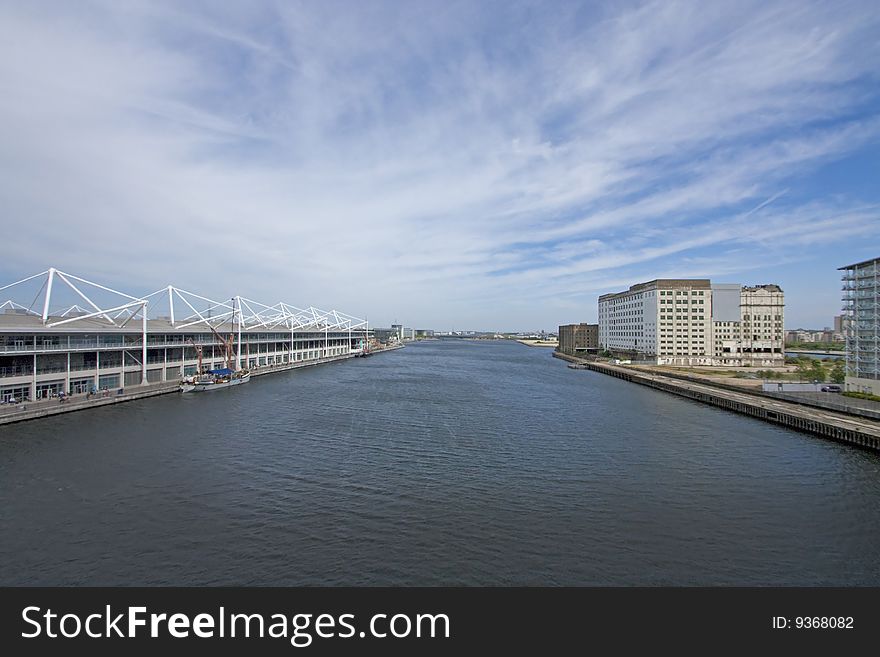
[820,385,842,393]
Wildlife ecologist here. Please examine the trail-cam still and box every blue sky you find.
[0,0,878,331]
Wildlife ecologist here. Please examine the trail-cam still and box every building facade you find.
[372,328,401,344]
[785,328,843,343]
[598,279,784,366]
[558,323,598,354]
[0,316,361,402]
[840,257,879,395]
[598,279,712,364]
[0,268,370,403]
[717,285,785,366]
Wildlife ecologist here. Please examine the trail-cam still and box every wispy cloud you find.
[0,0,878,329]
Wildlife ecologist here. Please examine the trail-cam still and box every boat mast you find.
[187,338,203,374]
[236,295,242,371]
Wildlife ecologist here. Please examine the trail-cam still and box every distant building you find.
[414,329,434,338]
[840,257,880,395]
[372,328,400,344]
[558,323,598,354]
[785,328,843,344]
[598,279,784,366]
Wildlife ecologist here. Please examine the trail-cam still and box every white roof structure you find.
[0,267,368,333]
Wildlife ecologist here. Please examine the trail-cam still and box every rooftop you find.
[838,256,880,270]
[0,267,368,334]
[599,279,712,301]
[0,313,349,334]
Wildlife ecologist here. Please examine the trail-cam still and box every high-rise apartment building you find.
[840,257,879,395]
[598,279,784,366]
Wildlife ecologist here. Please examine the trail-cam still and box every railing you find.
[0,338,350,353]
[764,391,880,421]
[841,267,879,279]
[0,366,33,378]
[69,364,98,372]
[3,346,338,373]
[35,366,69,374]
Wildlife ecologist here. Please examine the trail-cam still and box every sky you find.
[0,0,878,331]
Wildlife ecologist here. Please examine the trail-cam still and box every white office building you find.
[598,279,784,366]
[599,279,712,365]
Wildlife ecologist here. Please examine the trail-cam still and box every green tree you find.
[830,360,845,384]
[795,358,812,381]
[810,359,825,382]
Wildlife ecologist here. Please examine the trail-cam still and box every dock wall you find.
[554,352,880,452]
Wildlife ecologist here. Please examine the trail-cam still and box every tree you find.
[795,358,812,381]
[810,359,825,382]
[830,360,845,384]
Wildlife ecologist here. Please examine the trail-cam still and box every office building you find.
[598,279,784,366]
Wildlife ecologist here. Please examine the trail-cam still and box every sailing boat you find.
[180,361,251,392]
[180,298,251,392]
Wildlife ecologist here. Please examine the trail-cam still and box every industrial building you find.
[840,257,879,395]
[557,323,598,355]
[0,268,370,403]
[598,279,784,366]
[712,284,785,367]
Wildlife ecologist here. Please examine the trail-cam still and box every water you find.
[1,340,879,586]
[786,351,845,360]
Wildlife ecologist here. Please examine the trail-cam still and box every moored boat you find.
[180,368,251,392]
[180,302,251,393]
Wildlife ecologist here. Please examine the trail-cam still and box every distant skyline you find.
[1,1,878,331]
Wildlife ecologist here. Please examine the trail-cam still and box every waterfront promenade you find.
[554,352,880,451]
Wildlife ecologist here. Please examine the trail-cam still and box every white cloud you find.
[0,0,878,330]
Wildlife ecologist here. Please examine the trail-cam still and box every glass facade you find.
[841,258,879,387]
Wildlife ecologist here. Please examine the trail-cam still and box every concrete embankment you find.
[553,352,880,452]
[0,381,180,426]
[0,345,404,427]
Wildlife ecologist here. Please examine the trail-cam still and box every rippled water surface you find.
[2,340,879,585]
